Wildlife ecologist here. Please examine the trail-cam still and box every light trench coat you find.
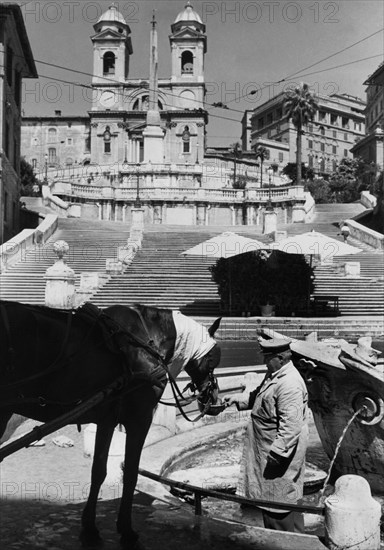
[237,361,309,512]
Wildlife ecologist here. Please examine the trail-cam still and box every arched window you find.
[48,128,57,143]
[181,51,194,74]
[132,95,163,111]
[103,126,111,153]
[182,126,191,153]
[65,157,73,166]
[103,52,115,75]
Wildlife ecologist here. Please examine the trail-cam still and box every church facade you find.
[21,3,307,227]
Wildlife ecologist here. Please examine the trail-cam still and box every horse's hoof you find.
[79,528,103,548]
[120,533,145,550]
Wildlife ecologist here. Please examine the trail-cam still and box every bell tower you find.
[169,2,207,84]
[91,3,132,111]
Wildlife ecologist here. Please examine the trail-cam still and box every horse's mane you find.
[132,303,173,324]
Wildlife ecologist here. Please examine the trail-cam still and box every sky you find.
[18,0,384,147]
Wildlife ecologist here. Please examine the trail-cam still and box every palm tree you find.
[254,145,270,188]
[229,142,242,187]
[284,83,318,186]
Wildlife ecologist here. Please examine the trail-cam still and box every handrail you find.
[138,468,325,517]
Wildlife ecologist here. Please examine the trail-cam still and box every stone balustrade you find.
[345,219,384,251]
[53,181,305,205]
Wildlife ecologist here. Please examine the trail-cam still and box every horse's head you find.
[185,318,225,417]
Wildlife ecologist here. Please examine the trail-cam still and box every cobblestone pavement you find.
[0,421,329,550]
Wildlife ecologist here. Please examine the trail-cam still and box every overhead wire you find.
[2,25,382,120]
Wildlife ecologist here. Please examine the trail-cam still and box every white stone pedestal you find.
[44,241,75,309]
[325,474,381,550]
[345,262,360,277]
[263,209,277,234]
[131,207,144,229]
[143,112,164,163]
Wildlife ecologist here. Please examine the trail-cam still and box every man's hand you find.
[266,450,284,468]
[223,393,242,409]
[264,451,287,479]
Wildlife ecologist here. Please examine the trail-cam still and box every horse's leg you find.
[117,390,157,549]
[80,420,116,546]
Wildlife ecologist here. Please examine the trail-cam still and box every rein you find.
[129,307,217,423]
[167,373,216,423]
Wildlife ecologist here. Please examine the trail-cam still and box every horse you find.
[0,300,223,549]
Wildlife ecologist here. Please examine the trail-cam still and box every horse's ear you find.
[208,317,222,337]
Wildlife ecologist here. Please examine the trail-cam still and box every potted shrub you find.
[210,250,314,317]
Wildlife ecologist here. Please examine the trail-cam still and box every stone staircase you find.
[91,223,384,317]
[311,202,366,224]
[1,203,383,322]
[0,218,130,304]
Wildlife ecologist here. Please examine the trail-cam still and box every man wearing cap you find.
[224,337,308,532]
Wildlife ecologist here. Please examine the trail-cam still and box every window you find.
[344,149,348,157]
[330,114,338,125]
[278,152,284,162]
[332,145,337,154]
[65,157,73,166]
[320,126,325,136]
[344,133,348,141]
[103,126,111,154]
[14,71,21,107]
[5,122,10,158]
[258,118,264,129]
[276,108,282,119]
[320,143,325,152]
[182,125,191,153]
[333,130,337,138]
[13,138,17,170]
[4,192,9,222]
[308,156,313,167]
[6,47,13,85]
[48,148,57,164]
[308,140,313,149]
[267,113,273,125]
[103,52,115,75]
[132,95,163,111]
[181,51,194,74]
[48,128,57,143]
[319,111,326,121]
[32,158,37,169]
[308,124,313,133]
[342,117,349,129]
[67,138,73,146]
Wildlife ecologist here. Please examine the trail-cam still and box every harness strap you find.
[0,304,15,371]
[168,374,212,423]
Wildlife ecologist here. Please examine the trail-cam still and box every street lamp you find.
[134,163,141,208]
[44,153,48,185]
[267,166,274,209]
[304,162,309,190]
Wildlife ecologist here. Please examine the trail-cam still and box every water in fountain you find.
[318,406,366,503]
